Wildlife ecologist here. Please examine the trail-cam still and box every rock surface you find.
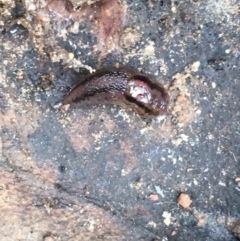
[0,0,240,240]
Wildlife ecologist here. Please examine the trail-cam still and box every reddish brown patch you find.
[94,0,124,54]
[46,0,125,55]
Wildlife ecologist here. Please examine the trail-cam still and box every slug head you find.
[126,74,169,116]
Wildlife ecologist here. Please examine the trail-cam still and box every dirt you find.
[0,0,240,240]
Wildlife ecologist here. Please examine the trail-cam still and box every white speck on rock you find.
[211,82,216,88]
[180,134,189,142]
[191,61,201,72]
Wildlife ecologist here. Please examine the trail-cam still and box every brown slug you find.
[63,66,170,118]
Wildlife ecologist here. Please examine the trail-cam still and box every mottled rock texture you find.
[0,0,240,240]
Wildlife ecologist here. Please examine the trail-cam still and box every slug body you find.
[63,66,169,118]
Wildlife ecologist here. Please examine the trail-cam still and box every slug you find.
[63,66,170,118]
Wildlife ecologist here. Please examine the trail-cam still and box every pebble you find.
[178,193,192,208]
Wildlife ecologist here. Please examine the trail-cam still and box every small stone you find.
[235,177,240,182]
[211,82,216,88]
[147,221,157,228]
[145,41,155,56]
[178,193,192,208]
[162,211,171,218]
[162,211,171,226]
[208,134,214,140]
[197,216,206,226]
[196,109,201,115]
[163,217,171,226]
[68,52,75,59]
[225,49,231,54]
[173,105,182,113]
[191,61,201,72]
[149,194,159,201]
[180,134,189,142]
[62,104,70,111]
[53,102,62,109]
